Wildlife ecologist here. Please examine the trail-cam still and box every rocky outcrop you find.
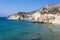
[7,12,32,20]
[8,4,60,24]
[32,4,60,24]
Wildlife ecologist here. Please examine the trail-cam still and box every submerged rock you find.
[32,32,41,40]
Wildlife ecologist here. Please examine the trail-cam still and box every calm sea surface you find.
[0,17,60,40]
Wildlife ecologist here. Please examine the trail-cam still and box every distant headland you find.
[7,4,60,24]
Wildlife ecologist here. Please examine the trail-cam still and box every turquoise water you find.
[0,18,60,40]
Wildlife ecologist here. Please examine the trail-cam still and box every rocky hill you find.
[7,4,60,24]
[39,4,60,14]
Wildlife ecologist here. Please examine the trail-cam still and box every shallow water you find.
[0,18,60,40]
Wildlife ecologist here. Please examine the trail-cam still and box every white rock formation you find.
[7,15,20,20]
[7,4,60,24]
[31,11,41,21]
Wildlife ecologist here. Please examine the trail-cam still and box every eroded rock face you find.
[8,4,60,24]
[32,4,60,24]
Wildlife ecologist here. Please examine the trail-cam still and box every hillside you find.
[7,4,60,24]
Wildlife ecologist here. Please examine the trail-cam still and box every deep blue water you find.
[0,17,60,40]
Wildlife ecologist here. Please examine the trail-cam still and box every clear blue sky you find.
[0,0,60,17]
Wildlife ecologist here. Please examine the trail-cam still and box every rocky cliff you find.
[7,4,60,24]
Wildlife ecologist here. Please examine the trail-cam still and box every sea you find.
[0,17,60,40]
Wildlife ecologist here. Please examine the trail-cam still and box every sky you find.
[0,0,60,17]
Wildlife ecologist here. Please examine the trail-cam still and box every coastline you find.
[7,4,60,24]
